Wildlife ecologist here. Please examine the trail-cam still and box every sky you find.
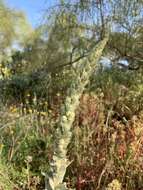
[5,0,56,28]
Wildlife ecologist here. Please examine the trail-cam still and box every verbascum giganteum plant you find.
[48,34,109,190]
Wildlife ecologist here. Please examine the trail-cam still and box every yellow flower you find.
[2,67,10,77]
[26,93,30,97]
[10,130,14,135]
[29,109,32,114]
[41,112,47,116]
[10,106,17,113]
[106,179,121,190]
[23,108,27,113]
[0,144,4,149]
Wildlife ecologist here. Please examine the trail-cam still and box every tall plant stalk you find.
[48,34,109,190]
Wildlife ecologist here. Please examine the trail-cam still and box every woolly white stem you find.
[49,35,109,190]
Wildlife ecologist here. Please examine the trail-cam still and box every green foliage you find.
[0,160,15,190]
[0,105,56,189]
[90,67,143,119]
[0,0,32,51]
